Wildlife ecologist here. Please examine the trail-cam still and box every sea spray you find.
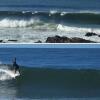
[0,64,20,81]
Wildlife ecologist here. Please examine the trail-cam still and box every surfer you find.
[12,57,20,74]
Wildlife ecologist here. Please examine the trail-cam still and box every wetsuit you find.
[13,58,19,73]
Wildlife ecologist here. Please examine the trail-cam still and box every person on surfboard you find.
[12,57,20,74]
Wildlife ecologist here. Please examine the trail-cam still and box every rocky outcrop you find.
[0,40,3,43]
[35,40,42,43]
[46,35,95,43]
[85,32,98,37]
[8,40,17,42]
[97,34,100,37]
[70,37,95,43]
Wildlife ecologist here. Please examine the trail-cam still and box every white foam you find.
[0,18,40,28]
[50,10,58,14]
[60,12,67,16]
[0,69,20,81]
[60,10,100,15]
[0,17,57,29]
[0,23,100,43]
[57,24,100,42]
[57,24,100,35]
[22,11,30,13]
[49,10,58,16]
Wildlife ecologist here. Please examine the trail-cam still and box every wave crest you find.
[0,10,100,28]
[0,18,40,28]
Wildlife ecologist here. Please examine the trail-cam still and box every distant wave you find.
[0,19,100,35]
[0,11,100,28]
[0,10,100,43]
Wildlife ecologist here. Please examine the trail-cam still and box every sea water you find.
[0,48,100,69]
[0,0,100,42]
[0,48,100,99]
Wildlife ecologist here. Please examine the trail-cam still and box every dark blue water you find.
[0,0,100,12]
[0,48,100,100]
[0,48,100,69]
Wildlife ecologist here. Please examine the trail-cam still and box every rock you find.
[0,40,3,42]
[46,35,70,43]
[71,37,94,43]
[46,35,95,43]
[35,40,42,43]
[8,40,17,42]
[85,32,100,38]
[85,32,97,37]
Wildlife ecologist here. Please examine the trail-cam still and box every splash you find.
[0,69,20,81]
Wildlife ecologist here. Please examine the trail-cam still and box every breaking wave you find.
[0,10,100,28]
[0,17,57,30]
[0,18,38,28]
[0,10,100,43]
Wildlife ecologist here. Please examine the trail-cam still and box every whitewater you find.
[0,65,20,81]
[0,11,100,43]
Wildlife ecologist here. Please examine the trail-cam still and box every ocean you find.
[0,0,100,43]
[0,48,100,99]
